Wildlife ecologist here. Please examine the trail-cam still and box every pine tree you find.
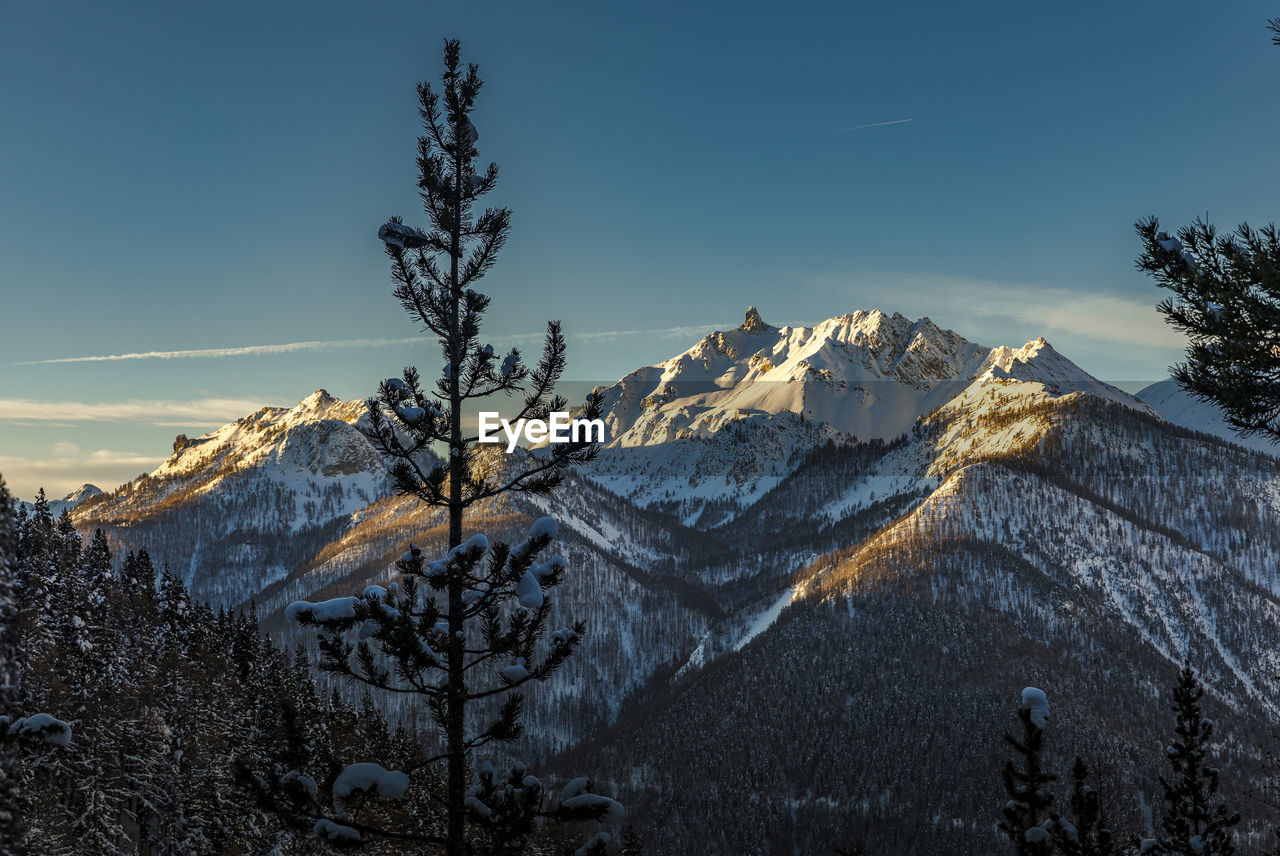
[1,503,399,854]
[1049,757,1113,856]
[16,490,57,670]
[1135,20,1280,441]
[0,476,23,856]
[64,527,130,855]
[1147,662,1238,856]
[1136,216,1280,440]
[155,566,192,656]
[999,687,1056,856]
[119,549,157,604]
[284,38,615,855]
[620,826,645,855]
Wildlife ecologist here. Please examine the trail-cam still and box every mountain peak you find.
[21,483,103,517]
[65,484,103,504]
[284,389,367,424]
[740,306,769,333]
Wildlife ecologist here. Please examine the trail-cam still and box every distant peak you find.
[65,484,102,503]
[740,306,768,333]
[301,389,335,407]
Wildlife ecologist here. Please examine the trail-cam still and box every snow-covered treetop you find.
[1021,686,1050,729]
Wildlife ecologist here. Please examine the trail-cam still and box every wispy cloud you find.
[0,451,167,500]
[85,449,167,465]
[0,450,165,470]
[838,118,913,133]
[0,397,268,425]
[800,271,1186,352]
[489,323,730,347]
[19,337,425,365]
[20,324,729,365]
[575,323,731,342]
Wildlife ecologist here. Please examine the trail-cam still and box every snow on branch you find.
[378,220,432,250]
[3,712,72,746]
[332,762,410,815]
[313,818,361,842]
[285,596,359,627]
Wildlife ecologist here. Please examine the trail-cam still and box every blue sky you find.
[2,0,1278,499]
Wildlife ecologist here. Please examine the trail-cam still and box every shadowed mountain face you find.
[566,393,1280,855]
[67,310,1280,853]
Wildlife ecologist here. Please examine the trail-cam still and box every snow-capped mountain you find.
[596,307,990,447]
[70,390,714,760]
[73,390,393,603]
[585,307,1148,523]
[59,310,1280,853]
[1138,378,1280,456]
[20,483,102,517]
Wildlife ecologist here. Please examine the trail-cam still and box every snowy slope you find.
[73,390,396,603]
[70,393,715,760]
[1138,378,1280,456]
[54,312,1280,853]
[575,387,1280,856]
[252,463,716,761]
[595,307,991,447]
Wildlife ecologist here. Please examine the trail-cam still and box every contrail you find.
[20,323,730,365]
[838,118,913,132]
[19,336,426,365]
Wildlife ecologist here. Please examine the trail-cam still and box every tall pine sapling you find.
[1145,662,1238,856]
[1000,687,1056,856]
[285,39,614,855]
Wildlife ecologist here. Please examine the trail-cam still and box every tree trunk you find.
[446,136,468,854]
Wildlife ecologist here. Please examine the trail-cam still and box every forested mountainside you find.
[251,470,721,763]
[41,309,1280,855]
[74,390,393,604]
[560,394,1280,855]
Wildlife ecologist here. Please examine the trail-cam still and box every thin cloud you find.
[575,323,732,342]
[0,397,268,425]
[0,452,166,501]
[800,271,1186,351]
[838,118,913,133]
[20,337,426,365]
[497,323,730,346]
[20,324,729,365]
[85,449,167,465]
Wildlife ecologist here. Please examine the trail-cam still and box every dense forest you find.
[0,480,638,855]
